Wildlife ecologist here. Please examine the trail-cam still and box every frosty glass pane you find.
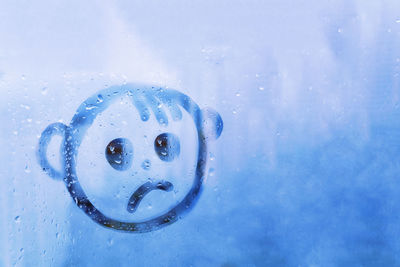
[1,1,400,266]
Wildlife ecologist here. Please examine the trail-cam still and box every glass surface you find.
[1,1,400,266]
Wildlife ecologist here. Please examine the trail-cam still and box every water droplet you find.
[209,152,215,161]
[97,94,104,103]
[20,104,30,110]
[41,87,48,95]
[24,165,31,173]
[14,216,21,223]
[258,86,264,91]
[21,75,26,80]
[209,168,215,177]
[235,92,241,97]
[107,238,114,246]
[396,19,400,23]
[338,28,343,33]
[85,104,97,110]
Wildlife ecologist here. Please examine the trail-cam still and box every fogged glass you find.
[1,1,400,266]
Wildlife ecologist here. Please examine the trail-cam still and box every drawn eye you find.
[105,138,133,171]
[154,133,180,162]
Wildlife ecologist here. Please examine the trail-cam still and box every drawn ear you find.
[37,122,67,180]
[200,107,223,141]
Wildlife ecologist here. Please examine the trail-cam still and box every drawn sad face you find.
[38,84,223,233]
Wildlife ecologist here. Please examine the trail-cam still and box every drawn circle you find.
[154,133,180,162]
[105,138,133,171]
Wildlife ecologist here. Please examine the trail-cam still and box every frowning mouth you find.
[127,180,174,214]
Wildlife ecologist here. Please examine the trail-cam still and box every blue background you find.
[1,1,400,266]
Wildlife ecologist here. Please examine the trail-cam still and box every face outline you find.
[38,83,223,233]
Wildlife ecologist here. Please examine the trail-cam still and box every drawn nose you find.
[141,159,151,170]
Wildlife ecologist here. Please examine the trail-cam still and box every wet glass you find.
[1,1,400,266]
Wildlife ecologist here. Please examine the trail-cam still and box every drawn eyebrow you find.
[155,92,183,121]
[130,91,150,121]
[144,91,169,125]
